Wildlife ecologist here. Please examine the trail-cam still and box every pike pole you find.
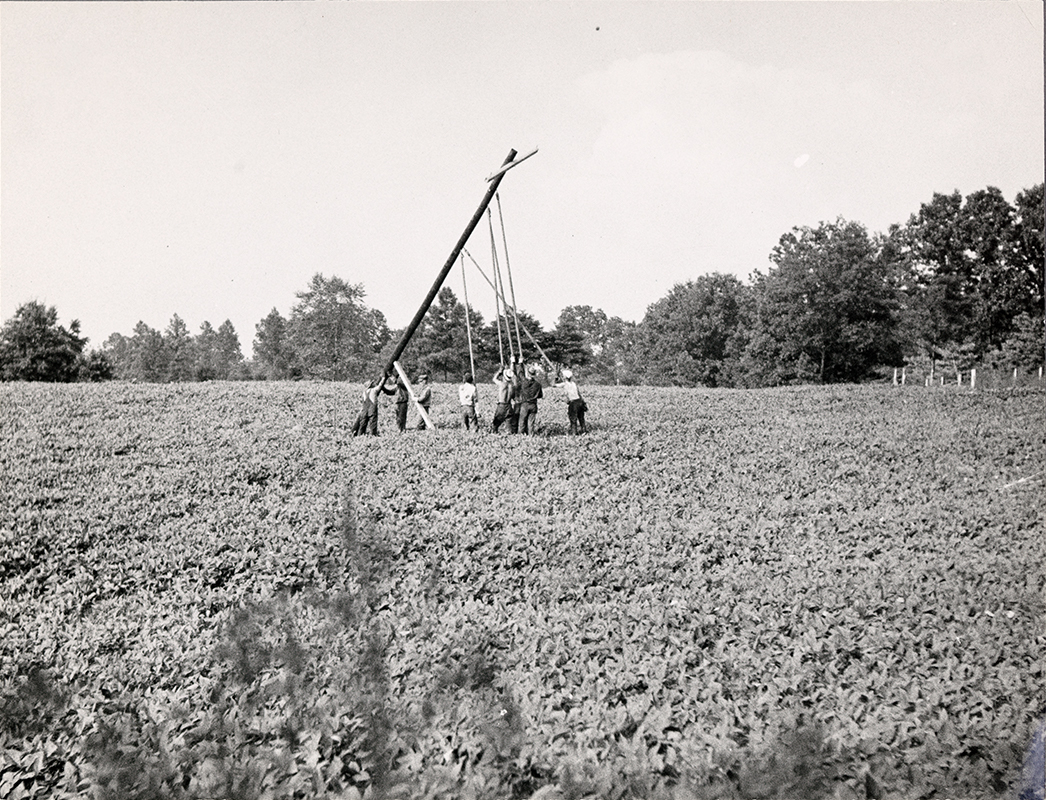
[378,149,533,382]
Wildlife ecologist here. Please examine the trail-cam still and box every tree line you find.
[2,183,1042,386]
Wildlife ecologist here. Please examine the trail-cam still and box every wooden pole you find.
[378,149,518,381]
[497,193,526,359]
[392,361,434,431]
[489,209,514,364]
[460,254,477,381]
[489,212,505,366]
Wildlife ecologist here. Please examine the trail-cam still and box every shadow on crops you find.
[8,477,1042,799]
[0,666,69,739]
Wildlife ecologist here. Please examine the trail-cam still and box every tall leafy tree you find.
[215,320,245,380]
[746,219,902,385]
[995,312,1045,372]
[164,314,195,382]
[366,309,393,371]
[194,321,220,380]
[288,274,388,381]
[551,310,643,384]
[897,185,1042,364]
[128,321,167,382]
[76,349,114,382]
[895,191,974,363]
[963,187,1019,351]
[0,301,87,382]
[253,308,297,380]
[102,333,133,379]
[1009,183,1045,316]
[414,287,484,381]
[637,274,751,387]
[556,306,609,356]
[545,316,591,371]
[597,316,643,385]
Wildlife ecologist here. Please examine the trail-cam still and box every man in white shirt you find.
[555,369,587,434]
[458,374,479,431]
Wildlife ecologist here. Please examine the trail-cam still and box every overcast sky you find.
[2,2,1043,356]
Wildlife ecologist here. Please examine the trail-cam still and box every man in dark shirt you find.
[518,366,543,435]
[507,362,522,434]
[394,375,410,432]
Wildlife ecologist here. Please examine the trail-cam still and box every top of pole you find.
[485,148,539,182]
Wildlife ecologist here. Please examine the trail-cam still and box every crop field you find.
[1,381,1043,800]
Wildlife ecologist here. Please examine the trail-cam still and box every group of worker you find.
[351,361,587,436]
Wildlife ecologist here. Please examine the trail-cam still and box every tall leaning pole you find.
[378,148,536,383]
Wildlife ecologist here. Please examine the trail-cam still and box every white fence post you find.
[971,368,977,390]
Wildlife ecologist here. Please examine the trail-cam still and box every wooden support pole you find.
[378,149,518,381]
[460,254,477,381]
[392,361,434,431]
[489,209,514,365]
[496,193,525,358]
[461,248,556,371]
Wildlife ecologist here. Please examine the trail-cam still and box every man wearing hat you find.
[491,365,515,433]
[517,364,544,435]
[556,368,587,434]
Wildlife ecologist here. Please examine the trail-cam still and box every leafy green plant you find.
[1,381,1042,798]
